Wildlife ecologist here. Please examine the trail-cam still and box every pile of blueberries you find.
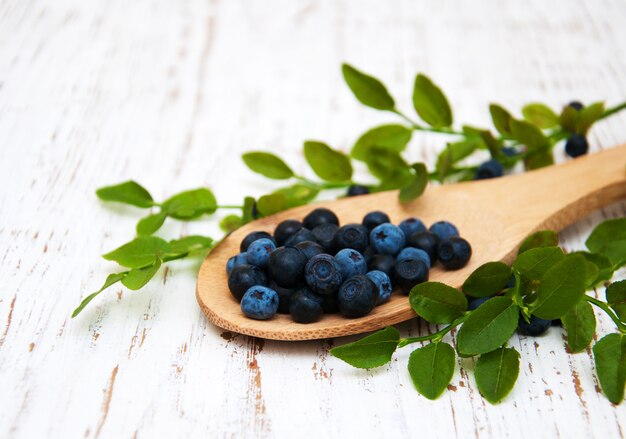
[226,208,472,323]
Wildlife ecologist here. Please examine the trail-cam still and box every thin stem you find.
[391,109,467,136]
[217,205,244,209]
[295,176,354,190]
[397,315,468,348]
[599,101,626,120]
[586,296,626,333]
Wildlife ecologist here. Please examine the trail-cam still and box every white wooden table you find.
[2,1,626,437]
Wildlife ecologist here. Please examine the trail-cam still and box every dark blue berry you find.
[311,223,339,253]
[241,286,279,320]
[334,248,367,279]
[246,238,276,268]
[240,231,275,252]
[295,240,324,260]
[366,253,396,277]
[303,208,339,230]
[268,247,308,288]
[369,223,406,256]
[319,292,339,313]
[467,296,492,311]
[474,159,504,180]
[289,288,324,323]
[407,231,440,263]
[502,147,518,157]
[429,221,459,240]
[228,265,268,301]
[518,315,551,336]
[551,319,562,327]
[565,134,588,158]
[568,101,584,111]
[332,223,369,253]
[367,270,393,304]
[337,275,378,318]
[362,211,390,231]
[397,247,431,269]
[347,185,370,196]
[438,237,472,270]
[305,254,343,295]
[226,252,248,274]
[274,220,303,246]
[284,228,317,247]
[394,259,428,294]
[398,217,427,240]
[269,280,297,314]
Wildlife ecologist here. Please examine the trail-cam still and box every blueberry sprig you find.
[330,218,626,405]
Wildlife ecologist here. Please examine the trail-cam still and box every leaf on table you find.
[408,342,456,400]
[330,327,400,369]
[409,282,467,324]
[242,152,295,180]
[303,141,353,182]
[513,246,564,281]
[412,74,453,127]
[103,236,171,268]
[162,188,217,220]
[518,230,559,255]
[341,63,395,110]
[136,211,167,236]
[96,180,154,208]
[475,347,520,404]
[462,262,512,298]
[562,299,596,353]
[593,333,626,404]
[351,124,412,161]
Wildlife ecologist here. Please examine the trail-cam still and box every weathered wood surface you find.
[1,0,626,437]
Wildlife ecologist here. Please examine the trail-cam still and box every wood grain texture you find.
[1,0,626,437]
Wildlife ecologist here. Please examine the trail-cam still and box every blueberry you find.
[347,185,370,196]
[332,223,369,253]
[274,220,303,246]
[474,159,504,180]
[518,315,551,336]
[311,223,339,253]
[303,208,339,230]
[226,252,248,274]
[502,147,518,157]
[240,286,279,320]
[334,248,367,279]
[240,231,275,252]
[284,228,317,247]
[289,287,324,323]
[369,223,406,256]
[366,253,396,277]
[362,211,390,231]
[438,237,472,270]
[397,247,431,269]
[406,231,440,263]
[269,280,297,314]
[305,254,343,295]
[295,240,324,260]
[429,221,459,240]
[394,259,429,294]
[362,245,376,260]
[246,238,276,268]
[367,270,393,304]
[398,217,427,240]
[337,275,378,318]
[565,134,588,158]
[228,265,268,301]
[268,247,308,288]
[551,319,562,327]
[568,101,584,111]
[467,296,491,311]
[319,293,339,313]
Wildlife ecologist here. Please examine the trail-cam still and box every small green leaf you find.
[162,188,217,220]
[242,196,257,222]
[510,119,550,151]
[593,333,626,404]
[96,181,154,208]
[122,259,162,290]
[578,102,605,135]
[489,104,514,136]
[71,272,128,317]
[136,211,167,236]
[462,262,512,298]
[330,327,400,369]
[457,297,519,356]
[169,235,214,256]
[436,140,479,181]
[529,254,587,320]
[366,147,413,190]
[513,247,564,281]
[606,280,626,322]
[341,63,395,110]
[256,192,289,216]
[559,105,579,133]
[242,152,294,180]
[409,282,467,324]
[522,103,559,129]
[408,342,456,400]
[303,141,353,182]
[219,214,243,233]
[351,124,412,161]
[399,163,428,203]
[562,300,596,353]
[274,184,319,208]
[475,347,520,404]
[585,218,626,267]
[572,251,614,286]
[524,150,554,170]
[518,230,559,254]
[103,236,171,268]
[412,74,453,127]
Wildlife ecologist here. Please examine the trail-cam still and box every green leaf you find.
[572,251,614,286]
[219,214,243,233]
[399,163,428,203]
[412,74,453,127]
[162,188,217,220]
[122,259,162,290]
[510,119,550,151]
[477,130,503,160]
[351,124,412,161]
[242,152,294,180]
[256,192,289,216]
[409,282,467,324]
[586,218,626,267]
[593,333,626,404]
[475,347,520,404]
[489,104,514,136]
[462,262,512,298]
[103,236,171,268]
[341,63,395,110]
[606,280,626,322]
[96,181,154,208]
[518,230,559,254]
[457,297,519,356]
[524,150,554,170]
[242,196,257,222]
[303,141,353,182]
[578,102,605,135]
[408,342,456,400]
[274,184,319,208]
[136,211,167,236]
[169,235,214,256]
[529,254,587,320]
[559,105,579,133]
[562,300,596,353]
[513,247,564,281]
[522,103,559,129]
[366,147,413,190]
[436,140,479,180]
[330,327,400,369]
[71,272,128,317]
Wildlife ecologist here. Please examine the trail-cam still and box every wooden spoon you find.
[197,144,626,341]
